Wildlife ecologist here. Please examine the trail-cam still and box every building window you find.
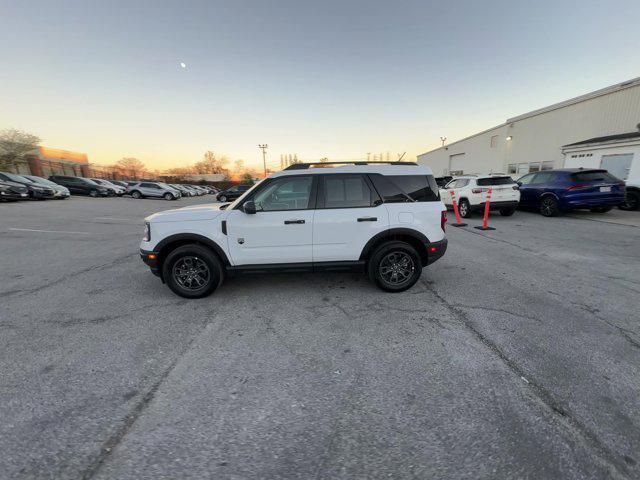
[529,162,541,173]
[507,164,516,174]
[517,163,529,174]
[490,135,499,148]
[541,161,554,171]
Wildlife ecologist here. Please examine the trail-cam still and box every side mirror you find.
[242,201,257,214]
[517,181,522,186]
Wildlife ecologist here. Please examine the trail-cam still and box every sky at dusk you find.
[1,0,640,170]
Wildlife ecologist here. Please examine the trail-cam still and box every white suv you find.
[140,162,448,298]
[439,174,520,218]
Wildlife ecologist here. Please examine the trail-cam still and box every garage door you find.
[600,153,633,180]
[449,153,465,175]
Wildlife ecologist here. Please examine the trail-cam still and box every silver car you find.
[128,181,182,200]
[23,175,71,199]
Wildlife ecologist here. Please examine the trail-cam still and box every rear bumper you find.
[472,200,519,212]
[563,195,625,208]
[426,239,447,265]
[0,191,28,200]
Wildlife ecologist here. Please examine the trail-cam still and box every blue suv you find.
[517,168,625,216]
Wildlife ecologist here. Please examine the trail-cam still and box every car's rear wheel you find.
[368,241,422,293]
[590,206,612,213]
[458,199,472,218]
[499,208,516,216]
[163,244,224,298]
[619,191,639,211]
[539,196,559,217]
[131,190,142,199]
[163,192,174,201]
[218,195,227,202]
[89,189,98,198]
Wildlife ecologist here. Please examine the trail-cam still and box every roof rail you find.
[283,161,418,170]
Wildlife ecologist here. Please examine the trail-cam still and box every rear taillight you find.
[567,183,590,191]
[441,210,447,232]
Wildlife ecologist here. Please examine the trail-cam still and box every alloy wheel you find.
[540,197,557,216]
[172,256,211,291]
[379,252,415,286]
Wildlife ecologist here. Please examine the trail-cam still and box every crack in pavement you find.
[0,253,138,299]
[419,278,632,479]
[78,312,220,480]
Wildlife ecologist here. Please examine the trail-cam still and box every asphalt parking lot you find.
[1,196,639,480]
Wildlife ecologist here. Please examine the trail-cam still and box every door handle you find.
[357,217,377,222]
[284,219,305,224]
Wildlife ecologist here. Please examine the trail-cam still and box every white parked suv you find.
[439,174,520,218]
[128,181,182,200]
[140,162,448,298]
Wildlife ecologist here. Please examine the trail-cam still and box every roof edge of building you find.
[506,77,640,124]
[417,123,506,157]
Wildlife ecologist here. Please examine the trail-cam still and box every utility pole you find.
[259,144,268,178]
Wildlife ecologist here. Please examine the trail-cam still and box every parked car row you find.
[440,168,633,217]
[0,171,236,203]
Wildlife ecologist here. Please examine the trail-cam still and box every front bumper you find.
[426,238,447,265]
[1,190,29,200]
[140,249,160,277]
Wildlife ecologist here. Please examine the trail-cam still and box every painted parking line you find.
[8,228,91,235]
[94,217,136,221]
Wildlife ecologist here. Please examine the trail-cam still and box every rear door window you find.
[322,174,373,208]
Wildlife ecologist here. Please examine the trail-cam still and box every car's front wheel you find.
[131,190,142,199]
[163,244,224,298]
[218,195,227,202]
[368,241,422,293]
[539,196,560,217]
[163,192,174,201]
[89,189,98,198]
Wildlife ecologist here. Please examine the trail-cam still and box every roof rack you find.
[283,161,418,170]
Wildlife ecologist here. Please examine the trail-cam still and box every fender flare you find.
[154,233,230,266]
[359,228,430,262]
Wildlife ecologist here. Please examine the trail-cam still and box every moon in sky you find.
[180,62,186,69]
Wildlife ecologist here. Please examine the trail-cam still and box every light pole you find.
[259,144,268,178]
[440,137,447,147]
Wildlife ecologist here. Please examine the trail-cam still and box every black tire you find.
[499,208,516,216]
[619,191,639,211]
[539,196,560,217]
[368,241,422,293]
[218,195,227,202]
[458,199,472,218]
[131,190,142,199]
[89,189,98,198]
[163,192,174,201]
[590,206,612,213]
[163,244,224,299]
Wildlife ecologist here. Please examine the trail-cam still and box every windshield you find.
[26,176,56,186]
[227,180,263,208]
[4,172,32,183]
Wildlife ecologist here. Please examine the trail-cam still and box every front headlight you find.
[143,222,150,242]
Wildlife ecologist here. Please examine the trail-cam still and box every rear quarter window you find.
[370,174,440,202]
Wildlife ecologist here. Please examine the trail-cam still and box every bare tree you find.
[194,151,228,174]
[116,157,146,179]
[0,128,40,171]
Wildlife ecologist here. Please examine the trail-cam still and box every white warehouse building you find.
[417,77,640,181]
